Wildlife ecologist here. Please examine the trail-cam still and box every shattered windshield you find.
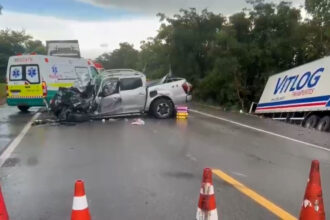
[101,78,119,96]
[74,67,91,92]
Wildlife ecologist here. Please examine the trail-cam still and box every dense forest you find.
[96,0,330,110]
[1,0,329,110]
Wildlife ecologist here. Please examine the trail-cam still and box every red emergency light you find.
[94,62,104,69]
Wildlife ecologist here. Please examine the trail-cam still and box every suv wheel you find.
[151,98,174,119]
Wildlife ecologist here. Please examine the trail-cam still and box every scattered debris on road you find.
[131,118,145,125]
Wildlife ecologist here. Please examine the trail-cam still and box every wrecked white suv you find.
[50,69,192,121]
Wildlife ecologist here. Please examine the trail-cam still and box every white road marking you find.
[190,109,330,152]
[0,112,40,167]
[185,153,197,162]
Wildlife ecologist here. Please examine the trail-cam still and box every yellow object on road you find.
[176,112,188,116]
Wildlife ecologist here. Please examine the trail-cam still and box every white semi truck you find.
[255,56,330,131]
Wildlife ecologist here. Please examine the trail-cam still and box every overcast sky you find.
[0,0,305,59]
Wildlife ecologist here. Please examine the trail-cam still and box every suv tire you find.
[151,98,174,119]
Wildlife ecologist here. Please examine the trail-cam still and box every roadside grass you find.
[0,83,6,102]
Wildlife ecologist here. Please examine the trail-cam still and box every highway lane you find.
[0,105,329,219]
[0,104,36,153]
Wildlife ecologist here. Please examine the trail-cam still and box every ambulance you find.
[6,54,99,111]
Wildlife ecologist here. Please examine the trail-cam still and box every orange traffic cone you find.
[71,180,91,220]
[299,160,325,220]
[196,168,218,220]
[0,185,9,220]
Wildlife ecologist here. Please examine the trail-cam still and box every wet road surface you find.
[0,104,36,153]
[1,105,330,219]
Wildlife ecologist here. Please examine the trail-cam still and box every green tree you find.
[157,9,226,83]
[305,0,330,56]
[138,38,170,79]
[0,29,46,82]
[96,43,139,69]
[0,30,30,81]
[25,40,46,54]
[93,1,329,110]
[305,0,330,26]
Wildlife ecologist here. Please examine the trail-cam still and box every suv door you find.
[98,78,122,115]
[119,77,146,113]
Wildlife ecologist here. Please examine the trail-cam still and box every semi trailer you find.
[255,56,330,131]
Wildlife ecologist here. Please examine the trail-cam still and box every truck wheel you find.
[304,115,320,129]
[17,105,30,112]
[316,116,330,132]
[151,98,174,119]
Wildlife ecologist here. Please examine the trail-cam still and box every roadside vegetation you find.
[0,30,46,83]
[0,0,329,110]
[97,0,330,110]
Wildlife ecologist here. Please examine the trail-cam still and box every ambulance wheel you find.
[304,114,320,129]
[316,116,330,132]
[18,105,30,112]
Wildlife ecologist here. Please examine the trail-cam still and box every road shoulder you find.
[189,102,330,150]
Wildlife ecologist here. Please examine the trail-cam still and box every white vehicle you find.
[255,56,330,131]
[6,54,99,111]
[51,69,193,120]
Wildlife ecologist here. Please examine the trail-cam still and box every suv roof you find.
[102,69,145,78]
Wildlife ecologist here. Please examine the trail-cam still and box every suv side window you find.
[120,77,142,91]
[101,78,119,96]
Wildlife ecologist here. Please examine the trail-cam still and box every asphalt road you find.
[0,104,37,153]
[1,104,330,219]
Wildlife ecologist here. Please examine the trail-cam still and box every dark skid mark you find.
[163,171,195,179]
[2,157,20,167]
[27,157,38,166]
[246,153,274,165]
